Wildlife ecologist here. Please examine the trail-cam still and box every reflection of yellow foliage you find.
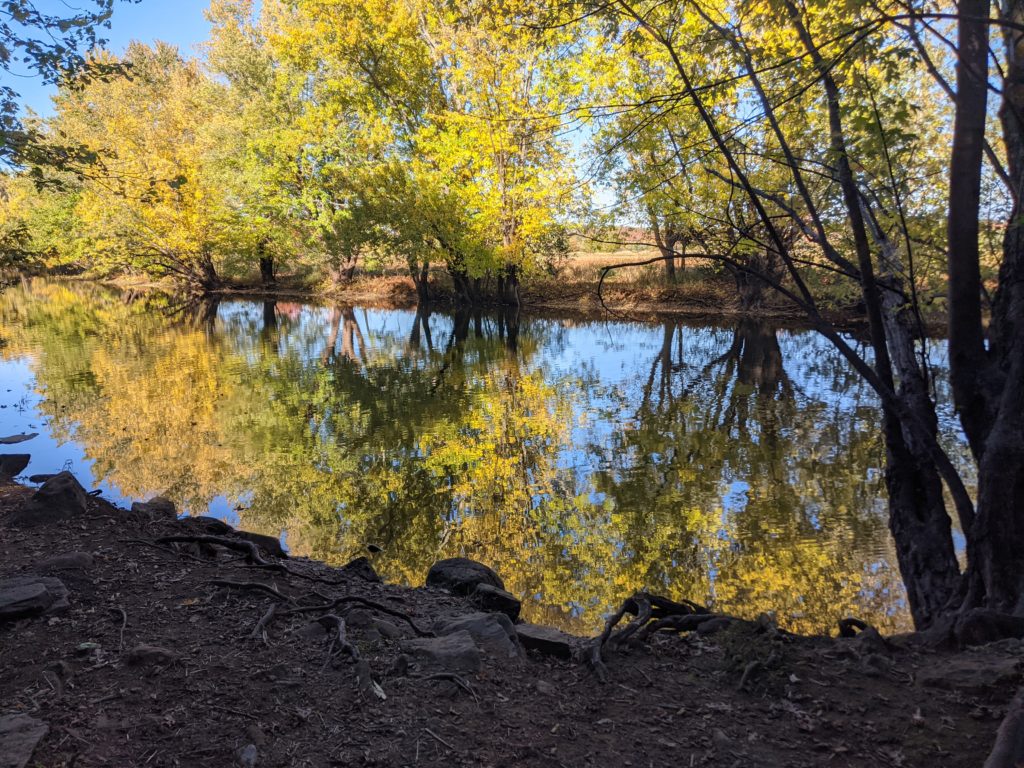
[2,280,914,635]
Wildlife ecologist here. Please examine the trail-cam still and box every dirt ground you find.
[0,477,1017,767]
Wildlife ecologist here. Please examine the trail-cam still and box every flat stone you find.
[400,630,481,675]
[470,583,521,621]
[8,472,89,526]
[515,623,579,660]
[131,496,177,521]
[27,474,57,484]
[0,582,52,621]
[918,656,1021,694]
[0,714,48,768]
[435,612,521,659]
[125,644,179,667]
[36,551,94,571]
[0,576,69,621]
[342,556,380,583]
[234,530,287,559]
[426,557,504,595]
[0,453,30,479]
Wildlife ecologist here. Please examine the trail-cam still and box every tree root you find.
[984,686,1024,768]
[586,591,719,682]
[156,535,279,568]
[210,579,295,604]
[289,595,433,637]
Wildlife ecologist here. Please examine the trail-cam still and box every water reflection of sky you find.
[0,283,975,633]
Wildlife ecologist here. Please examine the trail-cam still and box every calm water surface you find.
[0,278,970,634]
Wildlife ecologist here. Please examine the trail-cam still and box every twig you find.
[413,673,479,704]
[208,703,258,721]
[109,606,127,651]
[249,603,279,644]
[209,579,294,604]
[423,727,456,752]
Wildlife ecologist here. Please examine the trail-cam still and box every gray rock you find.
[373,619,406,640]
[426,557,504,595]
[0,432,37,445]
[37,551,94,572]
[125,644,179,667]
[470,583,521,621]
[342,556,381,583]
[0,714,48,768]
[8,472,89,526]
[0,453,30,479]
[234,530,287,559]
[435,612,522,659]
[515,623,579,660]
[131,496,177,521]
[0,576,69,621]
[27,474,57,484]
[918,656,1021,694]
[400,630,481,674]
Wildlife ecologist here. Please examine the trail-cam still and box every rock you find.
[0,453,30,479]
[696,617,734,636]
[0,714,48,768]
[400,631,481,675]
[426,557,504,595]
[342,556,381,583]
[27,474,57,484]
[125,644,179,667]
[367,543,383,553]
[470,583,521,621]
[0,582,52,621]
[131,496,177,521]
[234,530,287,559]
[0,577,69,621]
[0,432,37,445]
[235,743,258,768]
[515,623,579,660]
[7,472,89,526]
[36,551,94,572]
[435,612,522,659]
[918,656,1021,694]
[373,619,406,640]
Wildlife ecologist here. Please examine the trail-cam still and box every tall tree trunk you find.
[649,209,676,283]
[962,0,1024,614]
[259,255,275,286]
[948,0,996,458]
[412,261,430,305]
[499,265,521,307]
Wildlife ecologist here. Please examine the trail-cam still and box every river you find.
[0,277,973,634]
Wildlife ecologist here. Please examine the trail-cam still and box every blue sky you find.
[11,0,213,118]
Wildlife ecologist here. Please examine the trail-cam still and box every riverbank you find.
[20,262,866,326]
[1,474,1017,767]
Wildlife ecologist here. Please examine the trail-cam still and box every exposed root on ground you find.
[587,592,720,682]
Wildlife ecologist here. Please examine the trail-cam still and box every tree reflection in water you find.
[1,279,936,634]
